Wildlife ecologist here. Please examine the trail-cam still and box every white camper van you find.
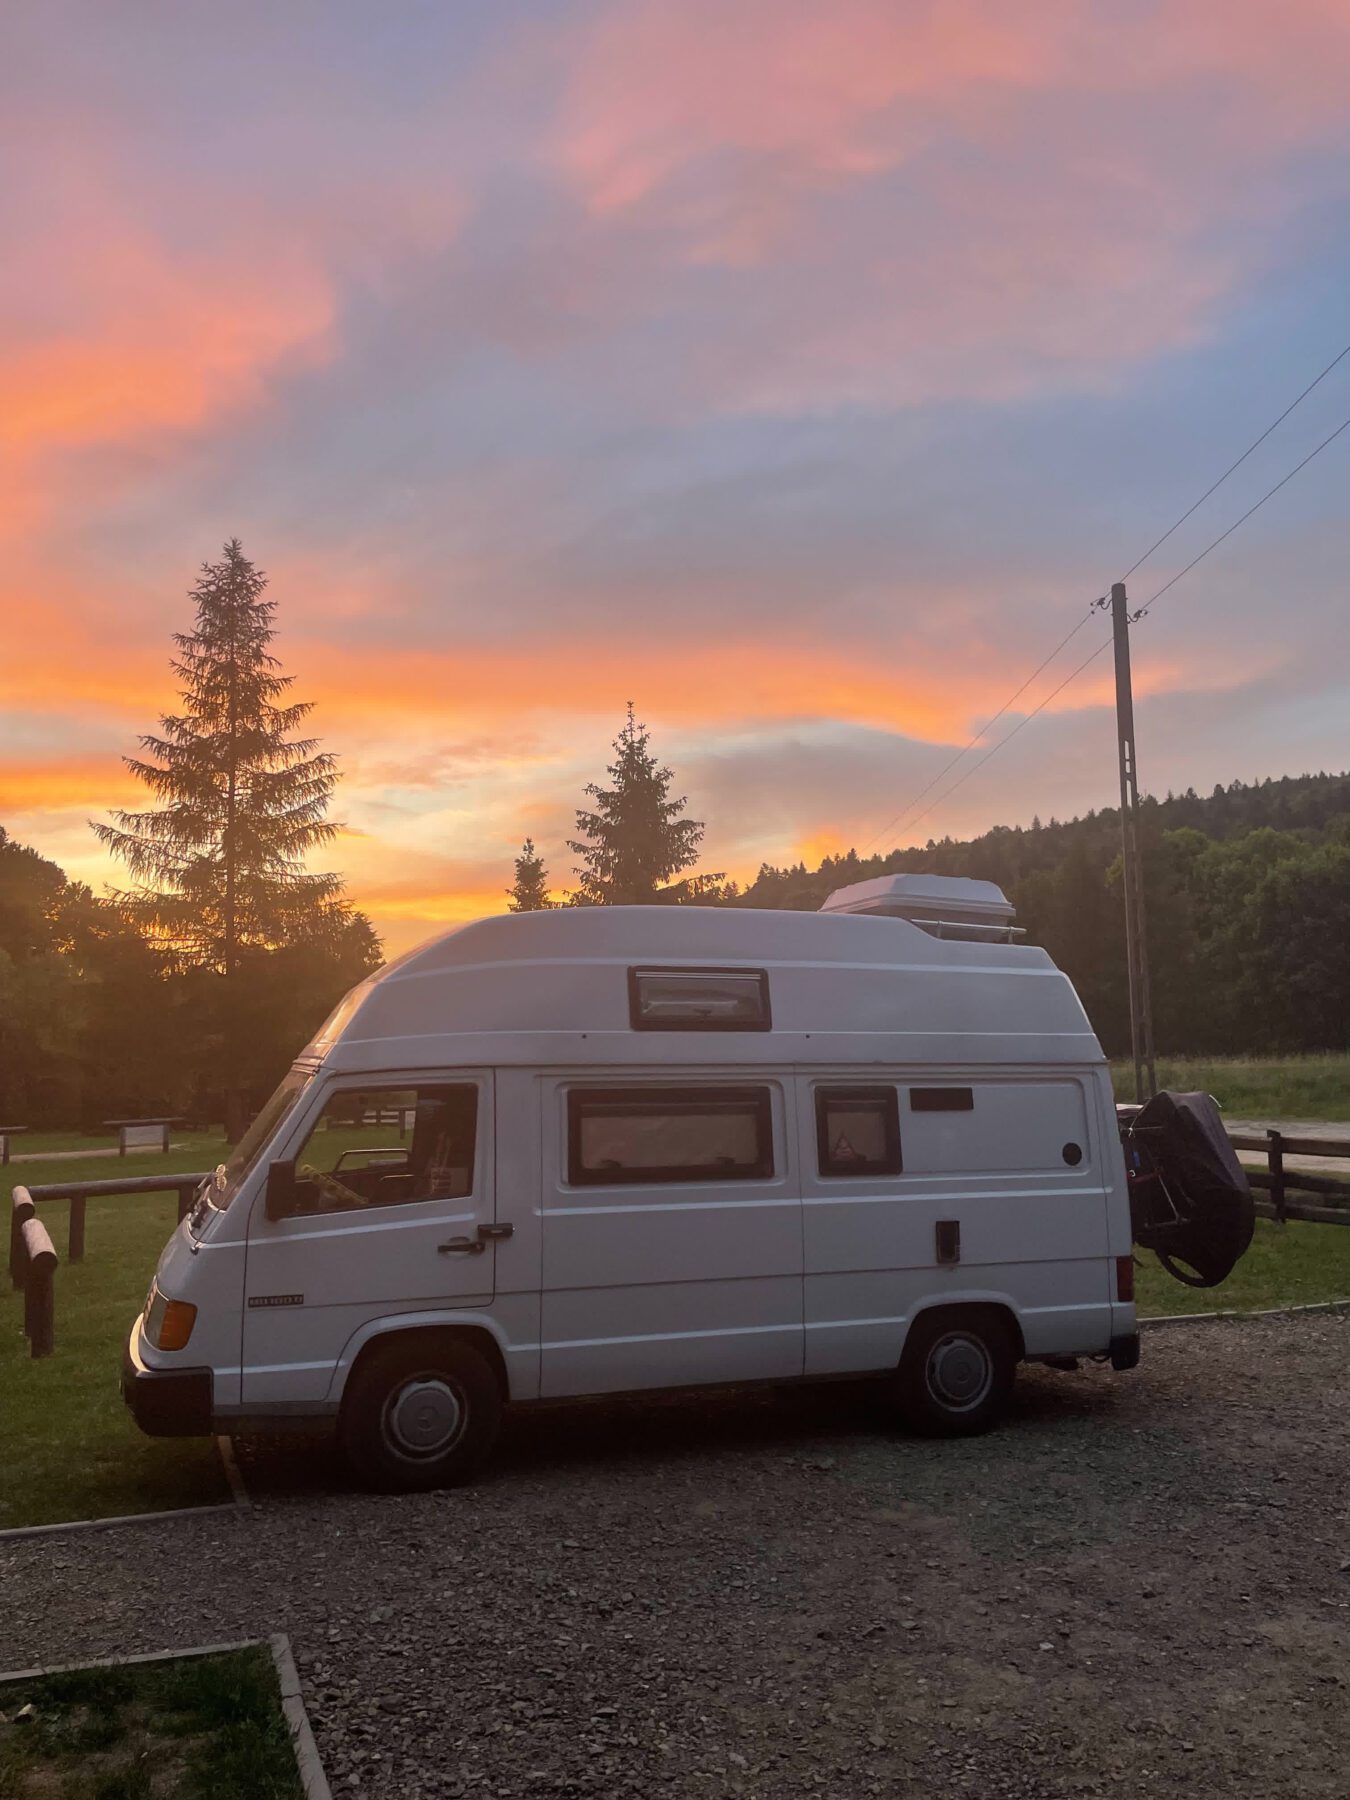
[123,876,1139,1489]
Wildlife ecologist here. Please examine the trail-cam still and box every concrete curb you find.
[0,1634,332,1799]
[216,1434,251,1508]
[1141,1297,1350,1330]
[0,1639,261,1685]
[271,1632,335,1800]
[0,1501,240,1544]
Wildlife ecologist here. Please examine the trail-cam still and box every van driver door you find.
[242,1076,495,1409]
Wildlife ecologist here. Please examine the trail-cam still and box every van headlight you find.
[144,1284,198,1352]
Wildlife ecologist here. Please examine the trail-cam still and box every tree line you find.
[0,542,734,1133]
[733,773,1350,1057]
[2,537,1346,1133]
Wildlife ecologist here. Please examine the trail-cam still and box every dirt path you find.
[3,1318,1348,1798]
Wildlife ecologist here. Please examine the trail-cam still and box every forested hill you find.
[736,771,1350,1058]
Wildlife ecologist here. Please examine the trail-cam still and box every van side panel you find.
[538,1073,804,1398]
[799,1071,1114,1375]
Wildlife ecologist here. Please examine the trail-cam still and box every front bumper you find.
[121,1317,213,1438]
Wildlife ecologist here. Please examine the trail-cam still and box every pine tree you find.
[95,539,348,964]
[93,540,363,1130]
[567,704,710,904]
[507,838,553,911]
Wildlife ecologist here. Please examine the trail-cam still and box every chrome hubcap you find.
[384,1376,465,1460]
[925,1333,994,1411]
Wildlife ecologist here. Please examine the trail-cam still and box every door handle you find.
[437,1222,513,1256]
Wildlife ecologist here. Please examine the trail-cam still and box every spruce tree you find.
[507,838,553,911]
[568,704,709,904]
[95,539,347,963]
[94,540,359,1129]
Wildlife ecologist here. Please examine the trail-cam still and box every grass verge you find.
[1135,1215,1350,1317]
[2,1144,230,1529]
[0,1645,302,1799]
[1111,1053,1350,1121]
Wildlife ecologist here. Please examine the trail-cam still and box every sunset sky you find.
[3,1,1348,953]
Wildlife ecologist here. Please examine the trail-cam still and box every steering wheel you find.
[298,1163,370,1212]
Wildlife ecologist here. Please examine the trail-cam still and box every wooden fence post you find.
[20,1216,57,1358]
[68,1192,87,1263]
[1266,1129,1286,1225]
[9,1188,35,1290]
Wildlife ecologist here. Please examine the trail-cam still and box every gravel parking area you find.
[3,1317,1348,1798]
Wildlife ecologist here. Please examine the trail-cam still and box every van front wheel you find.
[340,1337,501,1491]
[894,1309,1016,1437]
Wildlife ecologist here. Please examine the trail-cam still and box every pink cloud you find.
[545,0,1350,407]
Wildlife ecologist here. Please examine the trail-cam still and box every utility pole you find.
[1110,582,1157,1103]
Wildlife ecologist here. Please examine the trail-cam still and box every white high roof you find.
[308,905,1102,1074]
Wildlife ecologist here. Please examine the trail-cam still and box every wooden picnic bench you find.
[102,1118,182,1156]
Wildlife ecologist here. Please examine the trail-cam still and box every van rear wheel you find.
[894,1309,1016,1437]
[340,1337,501,1491]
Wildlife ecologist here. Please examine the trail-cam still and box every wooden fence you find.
[23,1172,209,1263]
[1226,1130,1350,1226]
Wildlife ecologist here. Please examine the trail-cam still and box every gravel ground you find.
[3,1318,1349,1798]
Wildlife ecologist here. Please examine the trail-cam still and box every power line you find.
[1134,408,1350,617]
[1119,338,1350,582]
[893,636,1112,842]
[875,402,1350,841]
[865,346,1350,853]
[858,606,1096,854]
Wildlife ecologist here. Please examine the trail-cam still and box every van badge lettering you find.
[248,1293,304,1309]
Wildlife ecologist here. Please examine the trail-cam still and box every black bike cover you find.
[1124,1090,1255,1288]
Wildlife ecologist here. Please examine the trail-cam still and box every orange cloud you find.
[0,758,141,814]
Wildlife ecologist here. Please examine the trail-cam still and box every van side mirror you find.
[265,1160,298,1220]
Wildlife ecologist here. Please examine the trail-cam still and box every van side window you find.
[291,1085,477,1214]
[567,1087,774,1186]
[815,1086,902,1178]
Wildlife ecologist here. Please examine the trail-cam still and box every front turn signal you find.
[156,1297,198,1351]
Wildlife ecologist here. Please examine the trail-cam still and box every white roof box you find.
[819,873,1018,941]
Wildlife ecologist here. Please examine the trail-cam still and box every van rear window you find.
[567,1086,774,1186]
[815,1086,902,1178]
[628,968,770,1031]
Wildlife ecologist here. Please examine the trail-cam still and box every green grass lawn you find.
[1111,1053,1350,1120]
[0,1646,302,1799]
[3,1142,230,1529]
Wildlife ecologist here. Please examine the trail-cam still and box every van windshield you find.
[207,1067,314,1213]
